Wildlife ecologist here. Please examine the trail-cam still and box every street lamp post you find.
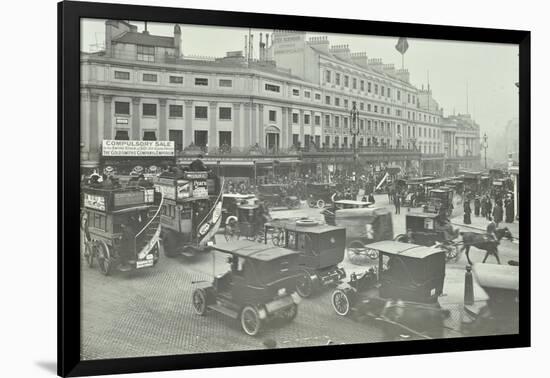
[350,104,360,179]
[253,160,257,185]
[481,133,488,169]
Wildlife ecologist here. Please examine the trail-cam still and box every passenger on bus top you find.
[190,155,210,172]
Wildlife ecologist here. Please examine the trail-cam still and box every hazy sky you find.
[82,19,519,151]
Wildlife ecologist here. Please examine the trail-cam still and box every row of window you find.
[266,82,439,125]
[323,69,418,103]
[113,70,440,125]
[114,101,233,120]
[114,70,233,88]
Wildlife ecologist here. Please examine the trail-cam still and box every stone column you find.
[320,112,325,147]
[258,104,264,148]
[299,109,304,146]
[103,95,112,141]
[89,93,100,161]
[243,103,251,147]
[233,103,241,148]
[159,98,167,141]
[281,107,287,149]
[287,108,293,147]
[209,102,218,150]
[251,103,257,145]
[131,97,141,140]
[184,100,193,146]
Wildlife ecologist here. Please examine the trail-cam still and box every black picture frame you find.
[58,1,531,376]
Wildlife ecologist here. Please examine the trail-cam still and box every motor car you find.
[192,240,301,336]
[264,218,347,298]
[331,241,449,339]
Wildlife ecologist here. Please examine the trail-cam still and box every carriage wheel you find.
[296,270,315,298]
[271,229,285,247]
[307,199,316,208]
[444,244,460,263]
[241,306,263,336]
[84,242,94,268]
[224,221,240,241]
[366,248,380,260]
[96,241,114,276]
[394,234,408,243]
[192,289,208,315]
[283,303,298,321]
[255,228,265,243]
[316,199,325,209]
[332,289,351,316]
[162,232,178,258]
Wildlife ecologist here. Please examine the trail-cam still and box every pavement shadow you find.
[35,361,57,374]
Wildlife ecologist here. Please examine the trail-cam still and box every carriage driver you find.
[486,216,498,243]
[435,206,457,242]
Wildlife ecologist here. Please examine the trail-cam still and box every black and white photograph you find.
[77,16,522,361]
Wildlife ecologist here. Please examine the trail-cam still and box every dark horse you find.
[460,228,514,265]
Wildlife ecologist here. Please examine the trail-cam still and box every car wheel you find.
[317,199,325,209]
[241,306,262,336]
[162,232,178,257]
[296,271,315,298]
[332,289,351,316]
[84,242,94,268]
[192,289,208,315]
[96,241,113,276]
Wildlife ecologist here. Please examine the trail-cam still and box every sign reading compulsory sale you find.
[102,140,175,157]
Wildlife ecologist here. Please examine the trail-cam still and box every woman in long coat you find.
[505,198,515,223]
[493,202,504,227]
[463,199,472,224]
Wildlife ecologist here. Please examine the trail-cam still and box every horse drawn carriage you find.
[331,241,449,339]
[258,183,301,209]
[191,240,301,336]
[224,202,270,242]
[81,184,162,275]
[306,182,336,209]
[221,193,257,225]
[263,218,346,298]
[394,212,460,262]
[322,206,394,261]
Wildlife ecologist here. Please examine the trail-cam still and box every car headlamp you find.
[258,308,267,319]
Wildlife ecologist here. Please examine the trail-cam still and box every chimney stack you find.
[174,24,182,57]
[250,34,254,60]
